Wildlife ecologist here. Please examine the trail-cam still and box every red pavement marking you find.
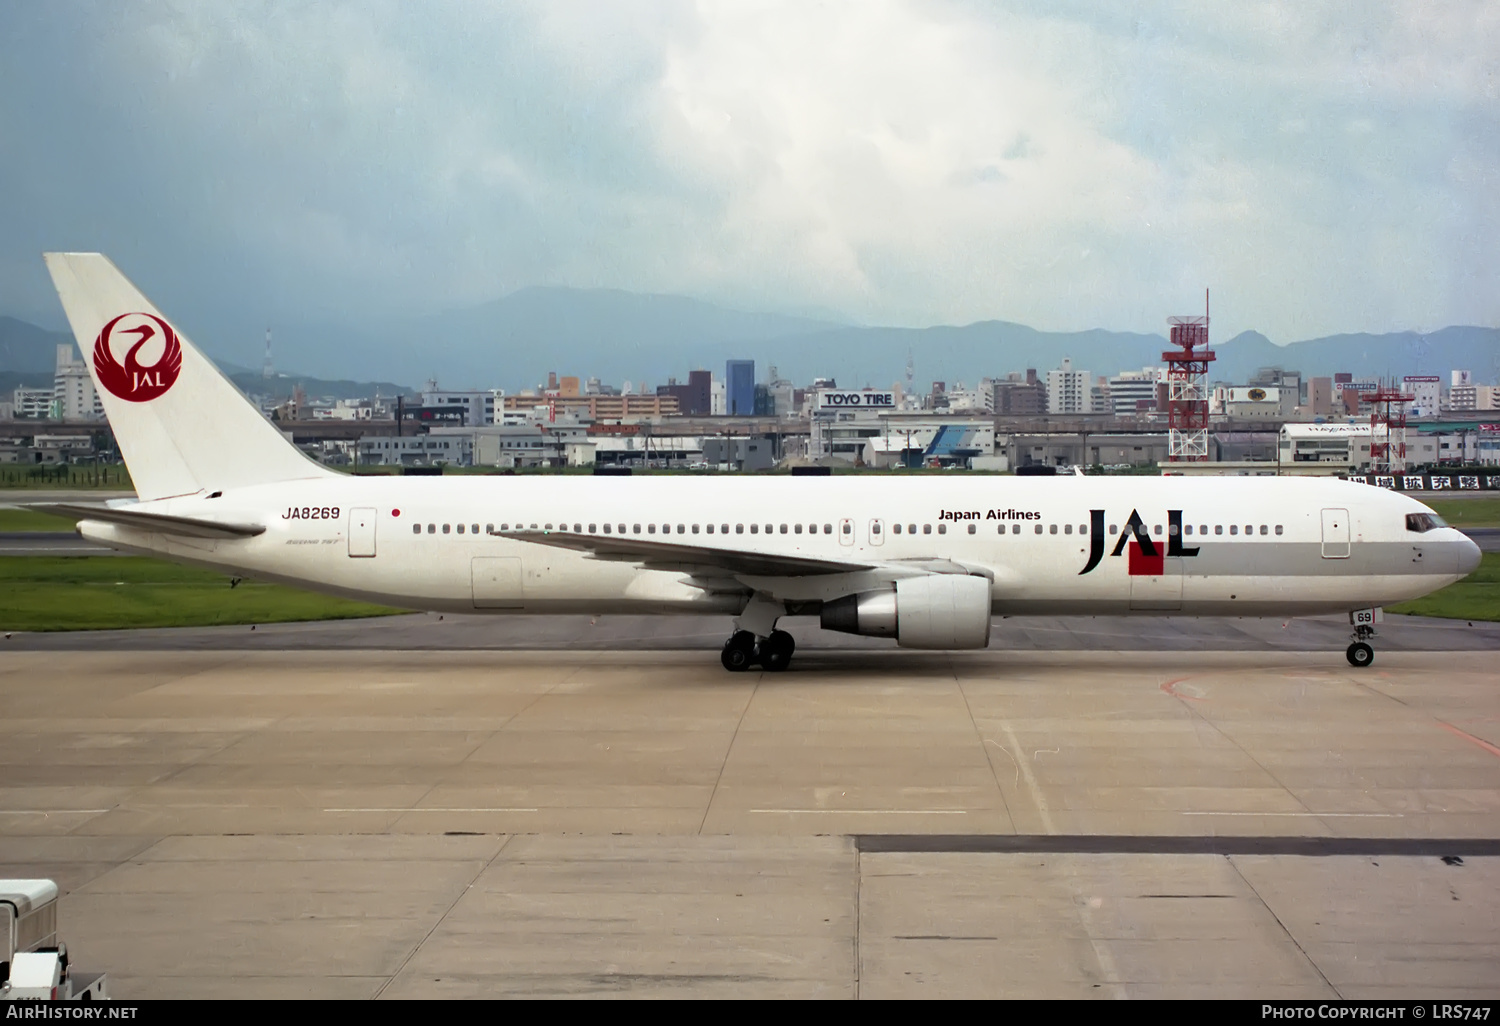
[1438,720,1500,759]
[1160,676,1203,702]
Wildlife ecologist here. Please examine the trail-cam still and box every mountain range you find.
[4,289,1498,399]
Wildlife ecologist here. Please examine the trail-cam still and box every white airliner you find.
[34,253,1480,670]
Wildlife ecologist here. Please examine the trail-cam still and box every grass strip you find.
[1388,552,1500,622]
[0,556,402,631]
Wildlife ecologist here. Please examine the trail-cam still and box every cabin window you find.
[412,524,421,534]
[795,524,804,534]
[1275,525,1283,535]
[967,523,976,535]
[750,524,758,534]
[1215,525,1223,535]
[678,525,685,534]
[427,524,435,534]
[809,524,817,534]
[1064,524,1073,535]
[617,524,625,534]
[544,524,553,531]
[1199,525,1207,535]
[457,524,465,534]
[1230,525,1238,535]
[648,524,656,534]
[780,524,788,534]
[1049,524,1058,535]
[1153,525,1163,536]
[603,524,612,533]
[923,524,932,535]
[1168,523,1177,536]
[1244,525,1252,535]
[765,524,773,534]
[872,522,882,535]
[997,525,1005,535]
[722,524,731,534]
[442,524,450,535]
[824,524,833,534]
[692,524,700,534]
[589,524,597,533]
[706,524,715,534]
[907,524,917,534]
[893,524,902,535]
[842,522,852,535]
[1184,525,1193,536]
[474,524,481,534]
[1260,525,1268,535]
[633,524,641,534]
[1035,524,1043,534]
[1108,524,1118,535]
[1012,524,1020,534]
[486,524,493,534]
[1079,525,1087,535]
[938,524,947,534]
[736,524,744,534]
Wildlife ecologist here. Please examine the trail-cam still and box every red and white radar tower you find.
[1164,294,1216,462]
[1361,380,1415,474]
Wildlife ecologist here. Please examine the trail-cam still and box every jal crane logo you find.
[92,313,183,402]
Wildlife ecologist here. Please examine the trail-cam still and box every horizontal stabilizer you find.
[28,503,266,540]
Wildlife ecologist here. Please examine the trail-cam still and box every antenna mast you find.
[1164,291,1216,462]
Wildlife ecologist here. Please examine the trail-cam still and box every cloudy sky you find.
[2,0,1495,352]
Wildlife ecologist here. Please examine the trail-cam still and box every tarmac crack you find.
[372,833,515,1000]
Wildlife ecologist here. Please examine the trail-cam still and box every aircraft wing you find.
[502,529,876,577]
[27,503,267,540]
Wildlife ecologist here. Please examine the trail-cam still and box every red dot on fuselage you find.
[392,509,401,517]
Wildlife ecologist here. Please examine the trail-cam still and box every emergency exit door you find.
[348,507,377,557]
[1320,508,1350,559]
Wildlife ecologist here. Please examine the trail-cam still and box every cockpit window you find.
[1405,513,1447,533]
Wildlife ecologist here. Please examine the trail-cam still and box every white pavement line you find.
[324,807,539,813]
[749,808,967,815]
[1180,811,1404,817]
[998,722,1055,835]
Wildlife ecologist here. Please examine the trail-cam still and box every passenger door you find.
[838,518,855,546]
[347,507,377,558]
[868,518,885,546]
[1321,508,1350,559]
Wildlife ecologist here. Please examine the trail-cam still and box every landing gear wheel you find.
[759,630,795,672]
[721,630,757,672]
[1346,642,1374,667]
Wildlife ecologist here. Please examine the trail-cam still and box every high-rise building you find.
[1308,377,1333,415]
[992,370,1045,416]
[657,369,713,416]
[1107,367,1164,416]
[726,360,755,416]
[1046,358,1090,414]
[53,344,102,420]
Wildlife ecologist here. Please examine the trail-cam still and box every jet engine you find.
[820,574,992,649]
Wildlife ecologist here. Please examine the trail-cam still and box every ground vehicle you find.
[0,880,108,1001]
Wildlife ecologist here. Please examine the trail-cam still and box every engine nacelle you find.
[820,574,992,649]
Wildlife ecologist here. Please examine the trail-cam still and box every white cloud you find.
[0,0,1494,344]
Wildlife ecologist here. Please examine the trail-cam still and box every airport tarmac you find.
[2,646,1498,999]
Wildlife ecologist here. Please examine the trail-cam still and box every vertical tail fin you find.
[44,253,334,500]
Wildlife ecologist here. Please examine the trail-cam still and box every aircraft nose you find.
[1457,533,1482,576]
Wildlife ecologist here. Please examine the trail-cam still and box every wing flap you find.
[500,529,874,577]
[28,503,266,540]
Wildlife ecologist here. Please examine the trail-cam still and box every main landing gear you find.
[721,629,796,673]
[1346,624,1376,668]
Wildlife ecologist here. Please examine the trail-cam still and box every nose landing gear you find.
[1346,624,1376,667]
